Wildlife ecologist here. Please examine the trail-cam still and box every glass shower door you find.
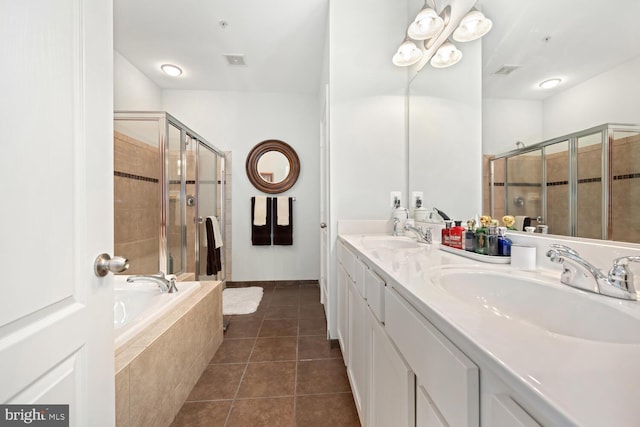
[610,129,640,242]
[197,143,222,280]
[575,131,604,239]
[505,150,543,227]
[167,123,184,274]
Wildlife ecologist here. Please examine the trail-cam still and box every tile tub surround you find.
[115,281,223,427]
[171,282,360,427]
[114,130,161,274]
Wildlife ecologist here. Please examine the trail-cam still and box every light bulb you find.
[408,8,444,40]
[430,42,462,68]
[453,10,493,42]
[392,40,423,67]
[161,64,183,77]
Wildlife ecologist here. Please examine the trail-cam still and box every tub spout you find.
[127,272,178,293]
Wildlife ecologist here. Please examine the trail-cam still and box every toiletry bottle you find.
[465,220,476,252]
[487,225,499,256]
[441,220,452,246]
[497,226,512,256]
[474,216,491,255]
[449,220,464,249]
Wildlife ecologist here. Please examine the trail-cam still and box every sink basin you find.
[361,236,424,250]
[432,269,640,344]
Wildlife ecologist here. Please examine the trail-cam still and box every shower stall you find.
[114,112,226,280]
[489,123,640,243]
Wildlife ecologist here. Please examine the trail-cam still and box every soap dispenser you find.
[392,199,409,236]
[414,197,428,221]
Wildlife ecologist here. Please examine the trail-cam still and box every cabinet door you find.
[347,280,368,424]
[417,383,448,427]
[337,265,349,361]
[365,267,385,323]
[385,287,479,427]
[369,310,415,427]
[492,395,541,427]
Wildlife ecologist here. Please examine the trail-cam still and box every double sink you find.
[359,235,640,345]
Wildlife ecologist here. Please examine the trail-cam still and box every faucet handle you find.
[613,256,640,266]
[608,256,640,295]
[549,244,580,256]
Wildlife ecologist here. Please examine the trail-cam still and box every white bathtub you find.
[114,276,200,350]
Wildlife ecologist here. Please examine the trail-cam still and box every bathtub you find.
[113,276,200,350]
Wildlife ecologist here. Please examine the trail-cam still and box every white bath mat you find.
[223,286,264,315]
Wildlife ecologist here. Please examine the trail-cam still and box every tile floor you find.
[171,282,361,427]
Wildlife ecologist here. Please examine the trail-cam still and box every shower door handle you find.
[196,217,204,224]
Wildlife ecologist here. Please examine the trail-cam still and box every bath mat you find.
[223,287,264,315]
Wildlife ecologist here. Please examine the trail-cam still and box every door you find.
[196,142,222,280]
[320,84,330,316]
[0,1,115,425]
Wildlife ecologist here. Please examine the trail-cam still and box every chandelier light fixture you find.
[393,1,492,69]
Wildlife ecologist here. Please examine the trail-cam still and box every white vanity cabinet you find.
[491,395,541,427]
[368,307,415,427]
[347,258,368,422]
[385,287,480,427]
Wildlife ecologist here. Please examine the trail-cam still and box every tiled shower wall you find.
[484,133,640,242]
[114,130,160,274]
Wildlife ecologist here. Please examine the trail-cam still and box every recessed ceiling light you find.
[161,64,183,77]
[539,78,562,89]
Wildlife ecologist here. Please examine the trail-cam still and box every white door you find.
[0,1,115,425]
[319,84,330,320]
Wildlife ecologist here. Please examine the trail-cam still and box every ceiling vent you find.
[494,65,520,75]
[224,54,246,66]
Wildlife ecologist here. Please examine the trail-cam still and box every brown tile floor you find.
[171,282,361,427]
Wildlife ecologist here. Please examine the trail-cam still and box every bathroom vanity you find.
[337,231,640,427]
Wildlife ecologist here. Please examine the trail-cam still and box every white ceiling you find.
[114,0,329,94]
[114,0,640,99]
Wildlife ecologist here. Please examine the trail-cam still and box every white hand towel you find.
[277,196,290,226]
[514,216,529,232]
[253,196,267,226]
[208,216,223,248]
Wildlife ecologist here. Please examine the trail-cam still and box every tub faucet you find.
[127,272,178,293]
[404,223,432,244]
[545,244,638,301]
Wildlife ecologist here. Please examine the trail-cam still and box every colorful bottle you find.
[497,227,512,256]
[449,220,464,250]
[474,216,491,255]
[441,220,452,247]
[464,220,476,252]
[487,225,499,256]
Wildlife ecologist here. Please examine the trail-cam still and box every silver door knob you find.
[320,223,327,229]
[94,253,129,277]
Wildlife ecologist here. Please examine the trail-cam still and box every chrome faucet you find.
[127,272,178,293]
[546,244,638,301]
[404,223,432,244]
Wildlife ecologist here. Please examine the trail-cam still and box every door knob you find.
[94,253,129,277]
[320,223,327,229]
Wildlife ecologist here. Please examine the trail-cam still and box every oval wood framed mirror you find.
[246,139,300,194]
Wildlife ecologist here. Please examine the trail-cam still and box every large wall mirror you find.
[246,139,300,194]
[407,0,640,243]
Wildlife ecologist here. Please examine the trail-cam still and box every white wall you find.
[114,51,162,110]
[162,90,320,281]
[542,55,640,138]
[409,40,483,221]
[482,55,640,154]
[482,99,543,154]
[325,0,408,338]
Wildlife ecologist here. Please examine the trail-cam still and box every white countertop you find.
[340,233,640,427]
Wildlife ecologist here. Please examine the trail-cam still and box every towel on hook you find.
[208,216,223,248]
[277,196,290,226]
[514,216,531,231]
[273,197,293,245]
[251,197,272,245]
[253,196,267,226]
[205,217,222,275]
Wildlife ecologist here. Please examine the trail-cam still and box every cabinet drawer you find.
[492,395,541,427]
[385,287,479,427]
[365,268,385,323]
[343,246,356,281]
[354,258,366,299]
